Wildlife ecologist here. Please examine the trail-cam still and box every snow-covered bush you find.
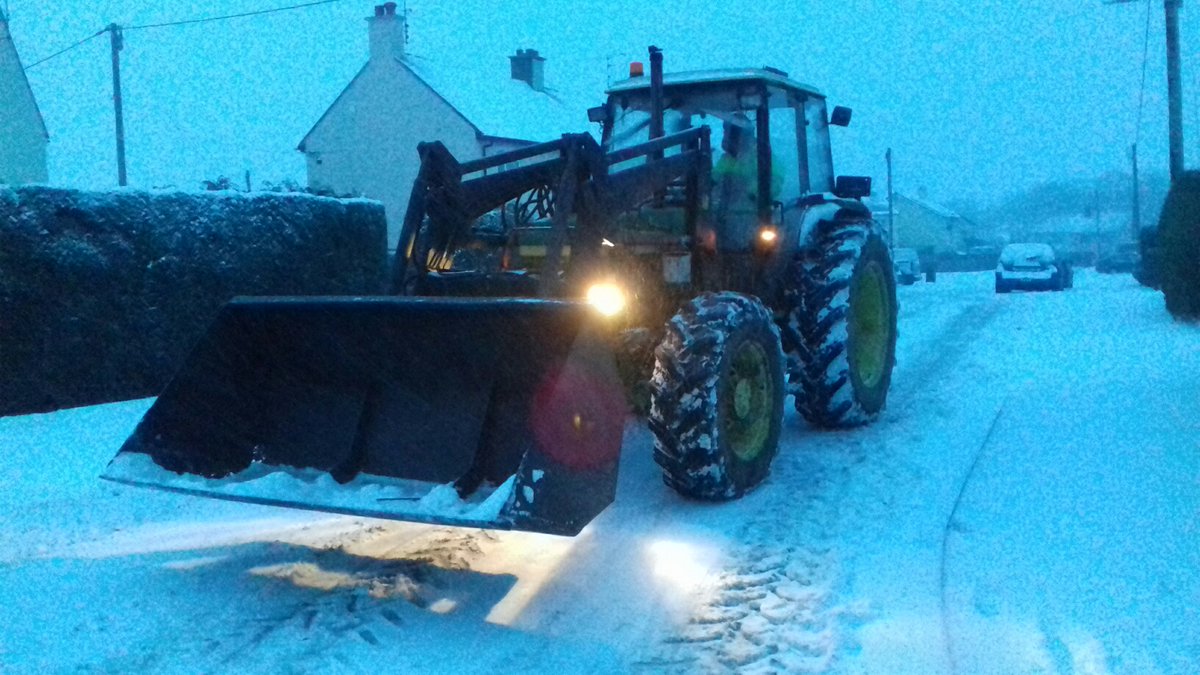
[0,186,387,415]
[1157,172,1200,321]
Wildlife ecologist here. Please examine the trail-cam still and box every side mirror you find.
[834,175,871,199]
[830,106,852,127]
[587,105,610,124]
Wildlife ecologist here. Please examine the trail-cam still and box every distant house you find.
[298,2,591,248]
[0,10,49,184]
[884,193,971,257]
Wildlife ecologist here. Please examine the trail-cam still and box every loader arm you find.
[393,127,712,298]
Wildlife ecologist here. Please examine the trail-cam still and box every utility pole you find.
[1107,0,1186,181]
[108,23,127,187]
[1164,0,1184,180]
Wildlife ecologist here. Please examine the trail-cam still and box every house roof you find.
[897,193,962,219]
[1,14,50,140]
[401,52,596,143]
[299,50,598,151]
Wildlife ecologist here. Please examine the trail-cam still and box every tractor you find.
[105,48,898,536]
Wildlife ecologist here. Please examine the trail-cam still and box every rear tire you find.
[648,293,785,500]
[787,220,897,428]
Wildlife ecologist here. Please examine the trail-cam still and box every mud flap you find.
[103,297,626,536]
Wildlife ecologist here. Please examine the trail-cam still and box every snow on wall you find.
[0,185,388,416]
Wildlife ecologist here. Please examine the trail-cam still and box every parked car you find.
[893,248,922,285]
[1096,242,1140,274]
[995,243,1072,293]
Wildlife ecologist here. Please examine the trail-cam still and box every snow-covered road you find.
[1,270,1197,674]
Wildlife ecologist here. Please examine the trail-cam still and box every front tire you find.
[788,220,898,428]
[648,293,785,500]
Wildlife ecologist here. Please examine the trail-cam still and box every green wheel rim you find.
[850,261,889,390]
[721,340,773,461]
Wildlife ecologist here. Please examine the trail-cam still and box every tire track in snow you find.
[647,290,1010,673]
[890,297,1004,404]
[647,484,848,673]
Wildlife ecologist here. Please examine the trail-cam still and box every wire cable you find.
[125,0,352,31]
[23,28,106,70]
[22,0,354,70]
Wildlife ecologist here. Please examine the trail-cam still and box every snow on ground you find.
[0,270,1197,673]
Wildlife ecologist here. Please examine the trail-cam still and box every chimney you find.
[368,2,405,63]
[509,48,545,92]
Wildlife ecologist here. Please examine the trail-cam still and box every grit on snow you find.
[1,270,1197,673]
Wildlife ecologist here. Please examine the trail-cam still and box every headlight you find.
[586,282,627,317]
[757,227,779,245]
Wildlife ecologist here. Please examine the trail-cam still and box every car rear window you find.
[1000,243,1054,265]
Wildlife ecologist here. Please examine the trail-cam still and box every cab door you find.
[763,93,807,239]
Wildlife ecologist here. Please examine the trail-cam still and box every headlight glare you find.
[586,282,627,317]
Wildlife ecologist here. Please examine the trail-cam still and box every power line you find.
[125,0,351,31]
[22,0,352,71]
[23,28,106,70]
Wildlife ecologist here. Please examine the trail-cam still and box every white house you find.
[870,193,971,257]
[298,2,593,248]
[0,9,49,184]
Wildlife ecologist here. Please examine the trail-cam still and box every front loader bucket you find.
[103,297,626,536]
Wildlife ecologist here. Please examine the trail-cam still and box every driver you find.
[712,114,780,249]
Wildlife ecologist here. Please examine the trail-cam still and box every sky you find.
[5,0,1198,207]
[2,269,1197,671]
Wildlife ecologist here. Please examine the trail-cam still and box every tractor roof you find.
[606,68,825,99]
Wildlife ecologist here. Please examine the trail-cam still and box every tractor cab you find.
[598,66,857,253]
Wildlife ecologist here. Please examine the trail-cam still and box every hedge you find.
[1158,172,1200,321]
[0,186,388,416]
